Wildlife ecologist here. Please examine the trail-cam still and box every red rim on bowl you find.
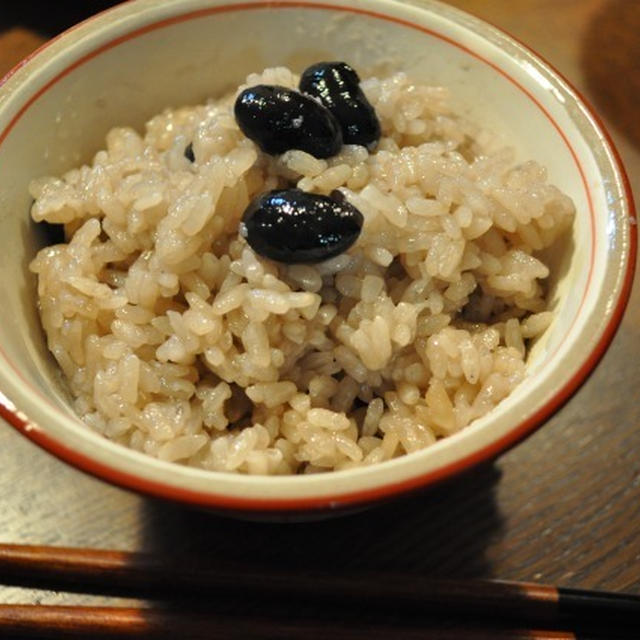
[0,0,635,514]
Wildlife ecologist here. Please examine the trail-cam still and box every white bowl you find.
[0,0,634,516]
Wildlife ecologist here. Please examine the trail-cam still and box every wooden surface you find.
[1,0,639,618]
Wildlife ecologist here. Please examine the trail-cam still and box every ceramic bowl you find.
[0,0,634,517]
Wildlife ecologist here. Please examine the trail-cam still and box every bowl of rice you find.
[0,0,634,516]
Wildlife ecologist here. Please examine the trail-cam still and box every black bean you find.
[234,85,342,158]
[35,220,65,246]
[299,61,380,148]
[241,189,363,264]
[184,142,195,162]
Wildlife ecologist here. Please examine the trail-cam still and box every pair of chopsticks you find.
[1,543,639,639]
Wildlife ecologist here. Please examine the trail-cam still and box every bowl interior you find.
[0,0,631,510]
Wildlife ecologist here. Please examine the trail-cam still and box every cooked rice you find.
[29,67,574,474]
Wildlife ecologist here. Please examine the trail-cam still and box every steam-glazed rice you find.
[29,67,574,474]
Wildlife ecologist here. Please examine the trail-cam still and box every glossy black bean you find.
[241,189,363,264]
[299,61,380,148]
[184,142,195,162]
[234,85,342,158]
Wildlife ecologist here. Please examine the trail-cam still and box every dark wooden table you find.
[1,0,639,614]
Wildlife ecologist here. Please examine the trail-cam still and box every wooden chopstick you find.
[0,605,611,640]
[0,543,639,637]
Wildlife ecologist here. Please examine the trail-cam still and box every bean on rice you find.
[29,67,574,474]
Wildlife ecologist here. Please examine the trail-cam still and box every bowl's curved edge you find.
[0,0,636,517]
